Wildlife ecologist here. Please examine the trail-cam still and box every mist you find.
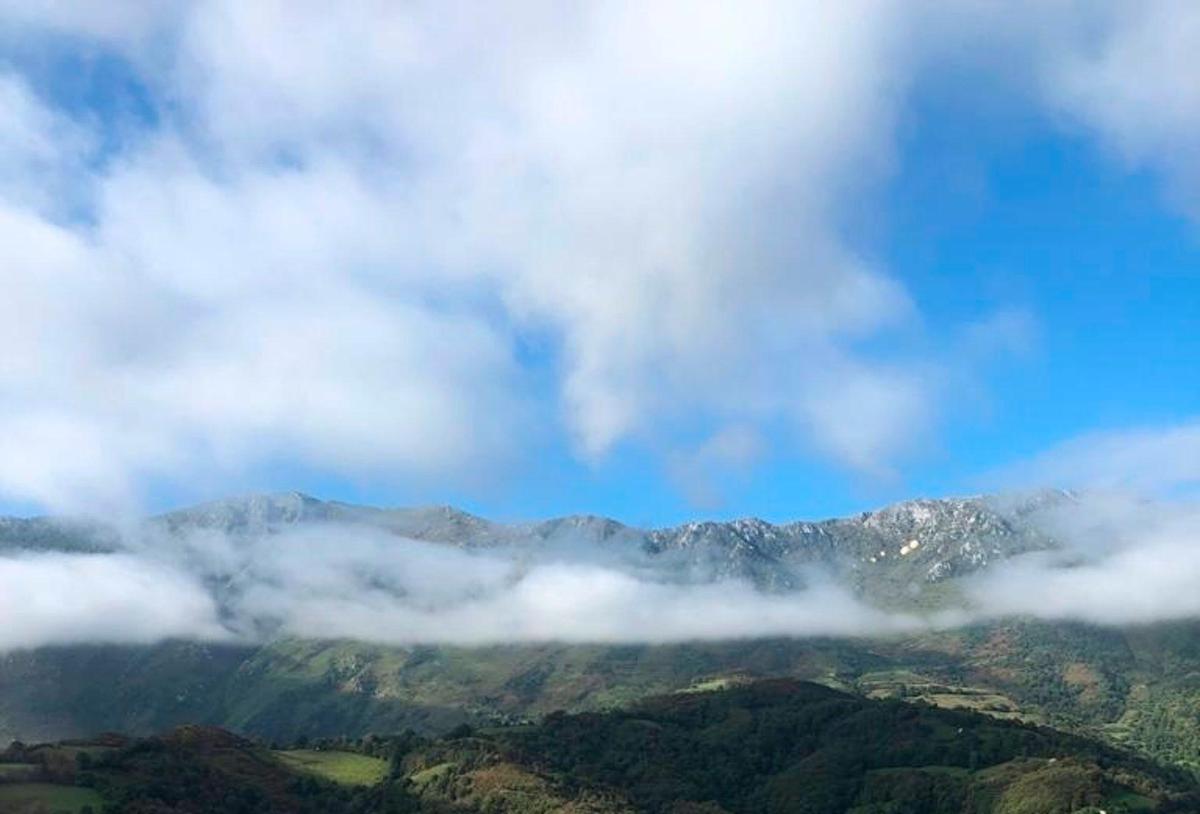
[3,491,1199,652]
[0,552,226,651]
[127,524,933,645]
[962,494,1200,626]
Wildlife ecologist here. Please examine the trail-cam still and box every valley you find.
[4,678,1196,813]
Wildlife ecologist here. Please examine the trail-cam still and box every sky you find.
[0,2,1197,526]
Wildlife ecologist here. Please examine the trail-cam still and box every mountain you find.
[167,491,1066,588]
[3,679,1196,813]
[0,490,1068,600]
[9,619,1200,772]
[9,491,1200,781]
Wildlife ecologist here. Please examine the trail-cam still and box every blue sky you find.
[0,3,1197,525]
[451,110,1200,527]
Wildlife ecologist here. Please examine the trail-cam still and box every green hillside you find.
[6,620,1200,776]
[2,680,1195,813]
[3,496,1199,786]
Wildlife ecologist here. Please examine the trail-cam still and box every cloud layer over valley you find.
[4,489,1200,652]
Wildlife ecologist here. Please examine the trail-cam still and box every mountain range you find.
[0,490,1067,601]
[3,491,1200,787]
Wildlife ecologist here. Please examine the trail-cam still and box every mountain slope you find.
[13,491,1200,778]
[6,680,1195,813]
[5,619,1200,776]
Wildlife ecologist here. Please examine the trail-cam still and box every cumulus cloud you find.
[0,1,1196,514]
[0,1,942,511]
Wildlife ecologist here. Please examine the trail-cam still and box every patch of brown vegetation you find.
[975,627,1018,661]
[1062,662,1104,706]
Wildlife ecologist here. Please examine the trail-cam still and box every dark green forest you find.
[2,679,1197,814]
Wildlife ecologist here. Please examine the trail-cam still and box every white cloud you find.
[0,1,1196,512]
[966,421,1200,626]
[668,425,766,509]
[211,526,923,644]
[997,422,1200,497]
[0,0,183,48]
[1041,2,1200,216]
[5,489,1200,651]
[964,494,1200,626]
[282,566,921,645]
[1,523,932,651]
[0,552,225,650]
[0,1,940,511]
[0,74,94,216]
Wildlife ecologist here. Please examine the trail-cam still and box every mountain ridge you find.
[1,489,1074,596]
[0,490,1077,620]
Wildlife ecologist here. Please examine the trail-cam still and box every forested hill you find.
[1,679,1196,813]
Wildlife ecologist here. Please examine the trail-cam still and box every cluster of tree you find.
[6,678,1200,813]
[353,679,1198,813]
[467,680,1181,813]
[1125,690,1200,774]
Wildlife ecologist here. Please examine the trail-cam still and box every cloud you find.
[0,2,1196,513]
[4,486,1200,651]
[0,552,225,650]
[1,522,933,652]
[960,308,1039,362]
[0,1,939,511]
[965,422,1200,626]
[171,523,932,644]
[292,570,920,644]
[0,110,529,510]
[667,425,765,509]
[964,494,1200,626]
[1041,2,1200,217]
[0,74,94,216]
[995,421,1200,497]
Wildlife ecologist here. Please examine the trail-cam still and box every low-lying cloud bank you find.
[3,492,1198,651]
[0,552,226,651]
[0,527,931,650]
[962,496,1200,626]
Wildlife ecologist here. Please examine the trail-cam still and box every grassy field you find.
[0,783,103,813]
[274,749,389,786]
[0,763,38,778]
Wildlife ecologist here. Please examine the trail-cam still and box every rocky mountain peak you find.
[157,491,331,534]
[1,491,1067,602]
